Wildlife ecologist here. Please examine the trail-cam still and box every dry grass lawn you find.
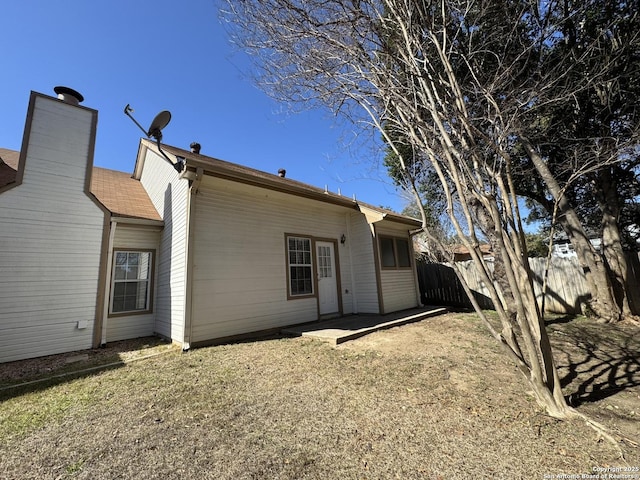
[0,312,638,479]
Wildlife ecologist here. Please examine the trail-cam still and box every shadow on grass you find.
[550,322,640,407]
[544,313,578,325]
[0,337,170,401]
[0,363,126,401]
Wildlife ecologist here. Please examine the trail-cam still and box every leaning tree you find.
[513,0,640,321]
[220,0,632,425]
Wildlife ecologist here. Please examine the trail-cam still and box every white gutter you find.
[111,216,164,227]
[101,220,117,346]
[182,167,203,350]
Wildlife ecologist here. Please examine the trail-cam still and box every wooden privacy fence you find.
[416,262,494,309]
[417,253,640,314]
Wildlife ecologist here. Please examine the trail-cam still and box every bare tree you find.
[220,0,631,427]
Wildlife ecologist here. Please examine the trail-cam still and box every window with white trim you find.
[287,236,314,297]
[380,236,412,269]
[110,251,153,314]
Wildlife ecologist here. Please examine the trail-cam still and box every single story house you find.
[550,231,602,258]
[0,88,422,363]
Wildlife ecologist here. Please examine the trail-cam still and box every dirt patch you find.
[0,313,638,479]
[546,317,640,447]
[0,337,176,386]
[342,313,639,446]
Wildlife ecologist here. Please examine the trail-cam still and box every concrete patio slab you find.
[282,306,448,345]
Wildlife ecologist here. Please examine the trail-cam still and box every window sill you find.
[108,309,153,318]
[286,293,316,301]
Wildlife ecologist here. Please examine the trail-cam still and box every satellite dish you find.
[123,105,183,173]
[147,110,171,140]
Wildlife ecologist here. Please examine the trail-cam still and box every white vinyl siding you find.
[0,95,104,363]
[113,224,161,250]
[380,269,419,313]
[376,226,419,313]
[347,211,379,313]
[106,225,160,342]
[139,148,189,343]
[189,176,356,343]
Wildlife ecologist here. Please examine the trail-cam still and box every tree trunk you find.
[553,215,621,321]
[521,138,621,322]
[491,222,574,419]
[597,168,640,317]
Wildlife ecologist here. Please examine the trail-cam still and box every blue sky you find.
[0,0,409,212]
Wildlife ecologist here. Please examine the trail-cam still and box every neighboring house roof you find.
[0,148,161,222]
[154,141,421,227]
[91,167,162,222]
[0,148,19,187]
[452,243,493,261]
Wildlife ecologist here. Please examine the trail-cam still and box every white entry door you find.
[316,241,339,315]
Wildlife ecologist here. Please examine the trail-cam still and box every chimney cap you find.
[54,86,84,105]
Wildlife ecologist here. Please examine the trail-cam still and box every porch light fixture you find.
[341,234,346,244]
[124,105,184,173]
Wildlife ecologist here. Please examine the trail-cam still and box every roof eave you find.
[183,157,360,211]
[358,204,422,228]
[110,215,164,227]
[145,140,421,227]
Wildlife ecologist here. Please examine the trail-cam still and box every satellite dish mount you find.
[124,105,184,173]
